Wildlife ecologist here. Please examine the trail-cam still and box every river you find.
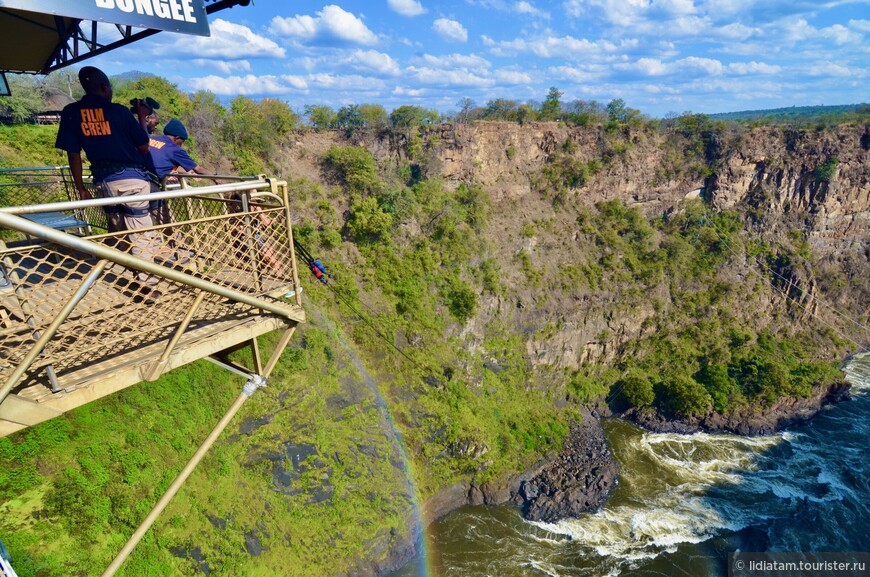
[392,354,870,577]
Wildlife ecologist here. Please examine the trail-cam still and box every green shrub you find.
[347,196,393,243]
[661,374,712,417]
[620,371,654,407]
[445,280,477,322]
[812,157,839,182]
[323,145,381,195]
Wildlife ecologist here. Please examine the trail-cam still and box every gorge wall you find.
[284,121,870,373]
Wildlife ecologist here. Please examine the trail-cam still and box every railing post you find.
[144,290,207,381]
[0,259,109,405]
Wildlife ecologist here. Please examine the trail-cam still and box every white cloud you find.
[515,1,549,18]
[269,5,378,46]
[615,56,723,77]
[715,22,758,40]
[393,86,427,97]
[307,73,387,91]
[486,35,617,59]
[819,24,861,45]
[407,66,493,87]
[549,64,606,82]
[727,61,782,75]
[188,74,307,96]
[493,69,533,84]
[590,0,652,27]
[805,62,855,77]
[388,0,427,17]
[562,0,584,17]
[190,59,252,74]
[433,18,469,42]
[777,17,816,44]
[677,56,723,75]
[343,50,402,75]
[633,58,669,76]
[849,19,870,33]
[410,53,491,71]
[155,19,284,59]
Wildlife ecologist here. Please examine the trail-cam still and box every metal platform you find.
[0,172,306,437]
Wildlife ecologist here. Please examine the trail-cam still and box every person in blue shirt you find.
[55,66,163,293]
[148,119,216,225]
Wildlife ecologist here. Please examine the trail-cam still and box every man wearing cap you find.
[55,66,164,293]
[148,118,216,225]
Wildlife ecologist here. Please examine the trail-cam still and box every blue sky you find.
[89,0,869,118]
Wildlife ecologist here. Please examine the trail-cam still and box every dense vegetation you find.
[0,72,861,576]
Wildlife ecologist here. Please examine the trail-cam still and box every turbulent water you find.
[393,355,870,577]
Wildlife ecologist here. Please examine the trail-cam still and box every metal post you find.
[101,375,266,577]
[262,325,297,379]
[277,179,303,307]
[144,291,207,381]
[0,259,109,405]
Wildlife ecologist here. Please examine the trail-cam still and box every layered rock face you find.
[292,121,870,371]
[708,126,870,257]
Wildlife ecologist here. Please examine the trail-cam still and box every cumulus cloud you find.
[486,35,617,59]
[548,64,606,82]
[849,19,870,33]
[515,1,549,18]
[388,0,427,17]
[715,22,758,40]
[190,59,252,74]
[819,24,861,45]
[189,74,307,96]
[269,5,378,46]
[307,73,387,92]
[615,56,723,77]
[805,62,855,77]
[677,56,724,75]
[433,18,469,42]
[393,86,427,97]
[493,69,532,84]
[342,50,401,75]
[154,19,284,59]
[410,53,491,71]
[407,66,492,87]
[727,61,782,74]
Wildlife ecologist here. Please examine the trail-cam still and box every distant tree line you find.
[2,71,867,174]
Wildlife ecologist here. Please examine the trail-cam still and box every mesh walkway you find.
[0,173,305,436]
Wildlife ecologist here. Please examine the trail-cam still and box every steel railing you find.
[0,175,304,408]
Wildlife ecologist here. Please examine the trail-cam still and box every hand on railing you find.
[77,185,93,201]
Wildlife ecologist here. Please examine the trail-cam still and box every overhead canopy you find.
[0,0,250,74]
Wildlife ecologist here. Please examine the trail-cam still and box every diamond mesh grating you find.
[1,184,301,396]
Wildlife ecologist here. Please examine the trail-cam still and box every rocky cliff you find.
[287,121,870,372]
[278,121,869,575]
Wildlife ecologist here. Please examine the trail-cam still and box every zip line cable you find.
[292,240,437,380]
[696,206,870,353]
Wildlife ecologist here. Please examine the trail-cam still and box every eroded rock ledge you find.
[514,413,619,523]
[622,381,851,435]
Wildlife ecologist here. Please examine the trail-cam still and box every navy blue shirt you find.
[55,94,153,183]
[148,135,198,180]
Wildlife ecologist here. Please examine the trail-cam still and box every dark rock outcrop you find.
[514,413,619,523]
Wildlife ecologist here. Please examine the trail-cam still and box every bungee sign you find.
[0,0,211,36]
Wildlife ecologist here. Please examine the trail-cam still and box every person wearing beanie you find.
[148,118,217,224]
